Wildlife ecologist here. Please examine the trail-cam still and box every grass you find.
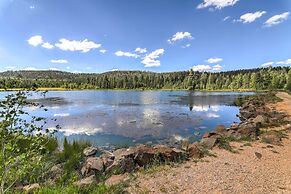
[217,137,236,153]
[20,183,128,194]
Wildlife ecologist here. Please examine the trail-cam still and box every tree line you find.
[0,66,290,91]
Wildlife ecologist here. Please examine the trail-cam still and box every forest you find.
[0,66,290,91]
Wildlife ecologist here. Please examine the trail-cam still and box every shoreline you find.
[0,87,273,92]
[128,92,291,193]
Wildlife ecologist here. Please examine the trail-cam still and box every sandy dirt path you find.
[128,92,291,194]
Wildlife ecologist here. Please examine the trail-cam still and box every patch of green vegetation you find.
[53,138,91,184]
[28,183,128,194]
[217,137,236,153]
[242,143,252,147]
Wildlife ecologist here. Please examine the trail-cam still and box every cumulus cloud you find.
[55,38,101,52]
[264,12,289,27]
[197,0,239,10]
[239,11,266,23]
[141,49,165,67]
[42,42,54,49]
[135,47,147,54]
[276,59,291,65]
[168,32,193,44]
[100,49,107,54]
[50,59,68,64]
[212,64,222,71]
[206,57,223,64]
[192,64,223,72]
[192,65,212,72]
[261,61,274,67]
[115,51,139,58]
[27,35,43,47]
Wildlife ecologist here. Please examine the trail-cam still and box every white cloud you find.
[212,64,222,71]
[206,57,223,63]
[197,0,239,10]
[135,47,147,54]
[192,65,212,72]
[50,59,68,64]
[28,35,43,47]
[182,44,191,48]
[276,59,291,65]
[141,49,165,67]
[264,12,289,27]
[261,61,274,67]
[100,49,107,54]
[29,5,35,9]
[115,51,139,58]
[168,32,193,44]
[42,42,54,49]
[223,16,231,21]
[23,67,38,71]
[207,112,220,118]
[49,68,60,71]
[5,66,16,70]
[239,11,266,23]
[55,38,101,52]
[22,67,59,71]
[109,68,119,72]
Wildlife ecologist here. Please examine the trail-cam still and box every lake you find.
[0,90,254,148]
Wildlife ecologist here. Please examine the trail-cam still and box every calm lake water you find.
[0,90,254,147]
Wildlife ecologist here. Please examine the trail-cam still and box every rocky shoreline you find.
[22,92,291,192]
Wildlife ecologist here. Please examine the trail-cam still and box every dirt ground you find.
[128,92,291,194]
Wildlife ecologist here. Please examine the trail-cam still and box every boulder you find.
[83,147,98,157]
[73,175,96,187]
[48,164,63,181]
[23,183,40,193]
[236,122,258,139]
[230,122,239,130]
[100,151,115,168]
[200,137,218,149]
[215,125,227,134]
[153,145,185,162]
[188,143,204,159]
[105,173,129,186]
[202,132,221,139]
[106,157,135,174]
[252,115,268,127]
[133,145,156,166]
[106,147,136,173]
[81,157,104,176]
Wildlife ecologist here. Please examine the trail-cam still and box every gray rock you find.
[188,143,204,159]
[73,175,96,187]
[236,122,258,139]
[252,115,268,126]
[81,157,104,176]
[83,147,98,157]
[215,125,227,134]
[200,137,218,149]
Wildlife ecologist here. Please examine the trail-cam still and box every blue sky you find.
[0,0,290,73]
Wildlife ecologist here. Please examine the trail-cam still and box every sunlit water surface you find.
[0,90,254,147]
